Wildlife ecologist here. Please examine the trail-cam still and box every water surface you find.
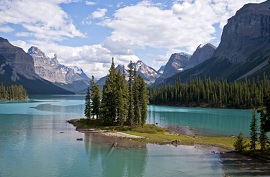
[0,95,269,177]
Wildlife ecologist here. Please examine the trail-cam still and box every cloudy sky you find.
[0,0,265,78]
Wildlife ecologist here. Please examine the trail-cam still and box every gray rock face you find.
[136,60,161,85]
[188,43,216,69]
[28,46,90,92]
[0,37,73,94]
[155,53,190,84]
[0,37,37,80]
[214,0,270,63]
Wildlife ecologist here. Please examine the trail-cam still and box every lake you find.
[0,95,269,177]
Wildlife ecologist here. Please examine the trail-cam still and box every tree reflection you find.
[84,133,147,177]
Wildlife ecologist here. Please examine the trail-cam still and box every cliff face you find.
[0,37,36,80]
[28,46,90,93]
[155,53,190,84]
[0,38,73,94]
[162,1,270,84]
[188,43,216,69]
[214,1,270,63]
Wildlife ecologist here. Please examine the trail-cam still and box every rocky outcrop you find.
[162,1,270,84]
[0,37,73,94]
[28,46,90,93]
[0,37,36,80]
[214,1,270,63]
[136,60,161,85]
[188,43,216,69]
[155,53,190,84]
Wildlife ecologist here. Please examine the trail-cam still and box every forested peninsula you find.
[0,84,28,100]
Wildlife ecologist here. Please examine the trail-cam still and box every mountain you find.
[162,1,270,84]
[0,37,73,94]
[157,65,165,74]
[28,46,90,93]
[187,43,216,69]
[136,60,161,85]
[97,60,160,88]
[155,53,190,84]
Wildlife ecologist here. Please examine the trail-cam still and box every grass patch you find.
[68,118,236,148]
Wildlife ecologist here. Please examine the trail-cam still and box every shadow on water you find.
[84,133,147,177]
[220,152,270,176]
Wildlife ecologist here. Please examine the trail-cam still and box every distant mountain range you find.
[162,0,270,84]
[0,37,73,94]
[0,1,269,94]
[97,60,161,88]
[28,46,90,93]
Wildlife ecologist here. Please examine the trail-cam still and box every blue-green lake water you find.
[0,95,269,177]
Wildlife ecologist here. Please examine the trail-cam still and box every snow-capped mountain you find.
[28,46,90,93]
[97,60,160,88]
[0,38,73,94]
[135,60,161,84]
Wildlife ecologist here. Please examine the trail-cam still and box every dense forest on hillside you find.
[0,84,28,100]
[149,76,270,109]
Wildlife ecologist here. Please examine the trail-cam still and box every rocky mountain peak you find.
[187,43,216,69]
[28,46,89,92]
[214,0,270,63]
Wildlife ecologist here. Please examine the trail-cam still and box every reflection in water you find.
[220,152,270,177]
[84,133,147,177]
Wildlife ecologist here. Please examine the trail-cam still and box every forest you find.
[0,84,28,100]
[85,58,149,127]
[149,76,270,109]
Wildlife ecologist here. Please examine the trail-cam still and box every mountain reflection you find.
[84,133,147,177]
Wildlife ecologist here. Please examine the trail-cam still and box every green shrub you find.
[234,132,248,153]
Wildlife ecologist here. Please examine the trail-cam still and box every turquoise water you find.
[147,105,253,136]
[0,95,269,177]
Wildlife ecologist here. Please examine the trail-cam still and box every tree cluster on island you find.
[149,76,270,109]
[0,84,28,100]
[84,58,149,128]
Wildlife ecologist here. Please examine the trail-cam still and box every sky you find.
[0,0,266,79]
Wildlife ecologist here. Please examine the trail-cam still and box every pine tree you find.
[100,58,117,125]
[133,65,141,125]
[257,107,268,152]
[233,132,247,153]
[250,109,258,152]
[84,87,91,119]
[115,70,124,127]
[138,75,149,126]
[127,60,135,127]
[90,75,101,119]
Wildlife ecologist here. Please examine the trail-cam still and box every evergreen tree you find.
[133,65,141,125]
[90,75,101,119]
[127,60,135,127]
[138,75,149,126]
[116,69,128,127]
[258,107,268,152]
[100,58,117,125]
[234,132,247,153]
[250,109,258,152]
[84,87,91,119]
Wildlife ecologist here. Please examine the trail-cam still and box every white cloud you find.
[91,8,108,19]
[0,25,14,32]
[102,0,265,54]
[85,1,95,5]
[11,39,138,79]
[0,0,85,42]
